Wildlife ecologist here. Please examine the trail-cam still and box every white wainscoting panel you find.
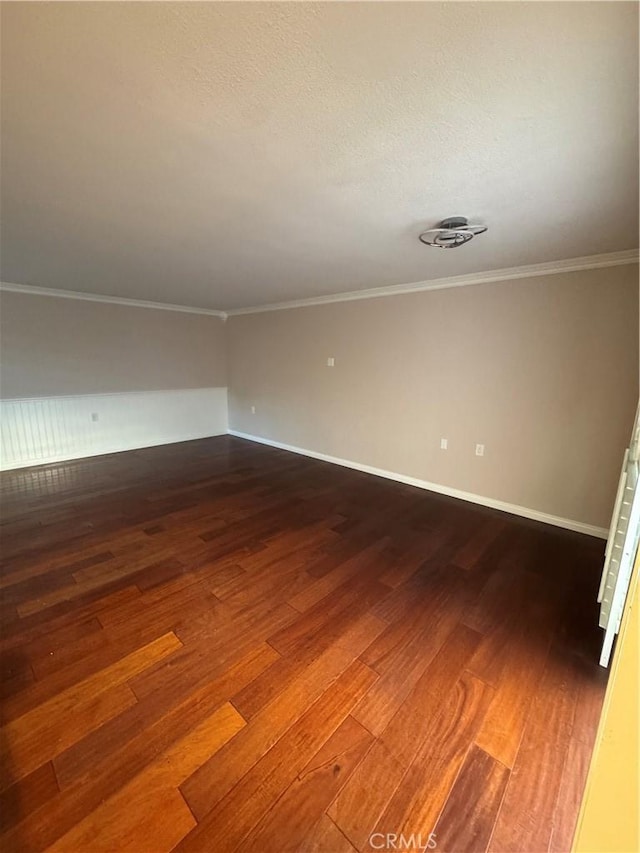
[0,387,228,470]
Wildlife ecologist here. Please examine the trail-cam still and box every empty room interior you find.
[1,2,639,852]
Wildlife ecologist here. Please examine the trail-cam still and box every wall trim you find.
[0,282,227,318]
[229,429,608,539]
[226,249,639,316]
[2,249,637,319]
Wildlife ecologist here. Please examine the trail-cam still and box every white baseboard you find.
[1,388,228,470]
[229,429,608,539]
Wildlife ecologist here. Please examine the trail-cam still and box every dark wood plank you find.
[54,642,278,790]
[363,673,496,851]
[548,654,608,851]
[473,577,561,767]
[0,435,608,852]
[433,745,510,853]
[452,517,508,571]
[180,644,379,822]
[376,623,484,764]
[327,739,407,850]
[487,645,581,852]
[177,660,378,851]
[1,633,180,786]
[0,762,59,834]
[354,582,478,738]
[1,644,276,851]
[47,702,245,852]
[231,611,387,720]
[300,814,358,853]
[242,715,374,851]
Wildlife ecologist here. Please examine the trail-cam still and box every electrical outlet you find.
[440,438,448,450]
[91,412,99,423]
[251,405,256,414]
[327,357,335,367]
[475,443,485,457]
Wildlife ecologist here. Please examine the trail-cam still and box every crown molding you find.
[1,249,637,318]
[226,249,639,316]
[0,282,227,319]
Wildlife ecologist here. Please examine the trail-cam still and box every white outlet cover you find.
[475,444,485,456]
[440,438,448,450]
[327,357,335,367]
[251,405,256,414]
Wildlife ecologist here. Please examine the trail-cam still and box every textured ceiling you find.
[1,2,638,311]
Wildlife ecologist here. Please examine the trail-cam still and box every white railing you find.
[598,401,640,667]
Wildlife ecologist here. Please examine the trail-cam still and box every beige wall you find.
[228,264,639,529]
[0,292,227,398]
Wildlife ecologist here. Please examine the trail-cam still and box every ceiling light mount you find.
[419,216,487,248]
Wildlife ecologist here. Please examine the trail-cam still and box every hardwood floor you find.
[0,435,608,852]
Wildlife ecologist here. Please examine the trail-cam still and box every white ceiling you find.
[1,2,638,311]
